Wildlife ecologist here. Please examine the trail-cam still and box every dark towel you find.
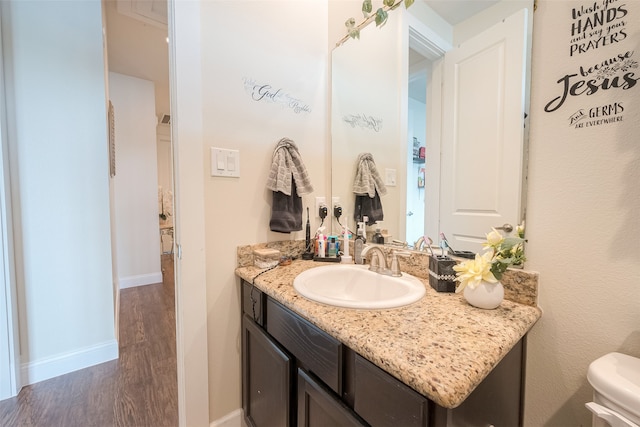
[354,190,384,226]
[270,181,303,233]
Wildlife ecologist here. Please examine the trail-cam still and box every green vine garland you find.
[339,0,414,45]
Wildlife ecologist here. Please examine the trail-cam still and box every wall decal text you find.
[545,50,638,112]
[342,114,383,132]
[568,102,624,127]
[543,0,638,126]
[243,77,312,115]
[570,0,628,56]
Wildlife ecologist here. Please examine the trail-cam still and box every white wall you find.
[1,0,117,384]
[453,0,533,45]
[524,0,640,425]
[109,72,162,288]
[198,0,328,421]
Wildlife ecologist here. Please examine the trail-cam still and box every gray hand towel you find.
[266,138,313,196]
[266,138,313,233]
[270,181,303,233]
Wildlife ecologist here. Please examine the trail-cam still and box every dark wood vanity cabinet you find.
[242,315,292,427]
[242,281,355,427]
[241,280,524,427]
[353,354,430,427]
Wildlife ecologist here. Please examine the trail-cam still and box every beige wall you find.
[524,0,640,425]
[198,1,329,420]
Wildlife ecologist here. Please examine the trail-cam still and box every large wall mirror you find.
[331,0,534,253]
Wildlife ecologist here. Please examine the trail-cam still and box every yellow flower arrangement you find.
[453,223,526,292]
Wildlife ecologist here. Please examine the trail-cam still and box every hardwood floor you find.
[0,255,178,427]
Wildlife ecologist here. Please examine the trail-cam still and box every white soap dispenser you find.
[341,215,353,264]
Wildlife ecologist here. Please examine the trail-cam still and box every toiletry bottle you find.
[341,216,353,264]
[373,228,384,244]
[317,230,326,258]
[315,227,325,258]
[354,221,366,264]
[328,237,337,258]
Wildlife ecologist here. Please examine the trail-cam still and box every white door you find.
[439,9,528,252]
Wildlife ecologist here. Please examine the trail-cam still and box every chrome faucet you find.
[362,245,412,277]
[413,236,435,256]
[361,245,389,274]
[389,249,411,277]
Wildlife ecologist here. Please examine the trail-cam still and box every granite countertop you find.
[235,258,541,409]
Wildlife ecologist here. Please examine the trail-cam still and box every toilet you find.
[586,352,640,427]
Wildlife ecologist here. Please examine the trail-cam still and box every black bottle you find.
[373,228,384,244]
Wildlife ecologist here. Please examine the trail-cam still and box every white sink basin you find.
[293,264,426,309]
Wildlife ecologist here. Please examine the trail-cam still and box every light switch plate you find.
[210,147,240,177]
[385,168,396,186]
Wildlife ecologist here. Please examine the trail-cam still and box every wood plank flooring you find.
[0,255,178,427]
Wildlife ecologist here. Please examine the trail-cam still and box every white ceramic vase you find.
[463,280,504,309]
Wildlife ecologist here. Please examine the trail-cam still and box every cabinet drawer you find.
[354,354,429,427]
[242,281,264,326]
[266,298,343,394]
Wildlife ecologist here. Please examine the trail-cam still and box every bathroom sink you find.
[293,264,426,309]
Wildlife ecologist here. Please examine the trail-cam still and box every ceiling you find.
[105,0,169,120]
[424,0,499,25]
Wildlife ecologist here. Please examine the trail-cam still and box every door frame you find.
[0,4,21,400]
[0,3,212,417]
[167,1,210,426]
[402,12,450,243]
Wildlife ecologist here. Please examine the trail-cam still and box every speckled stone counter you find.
[235,246,541,409]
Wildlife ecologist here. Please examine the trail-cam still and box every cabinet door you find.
[354,355,430,427]
[242,314,292,427]
[298,368,365,427]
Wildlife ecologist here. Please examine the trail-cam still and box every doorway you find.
[103,0,176,408]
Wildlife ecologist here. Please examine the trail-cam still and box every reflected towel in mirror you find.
[353,153,385,225]
[352,152,387,198]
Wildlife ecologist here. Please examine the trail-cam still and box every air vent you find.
[160,114,171,124]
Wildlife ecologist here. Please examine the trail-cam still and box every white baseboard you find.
[119,271,163,289]
[20,339,119,386]
[211,409,245,427]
